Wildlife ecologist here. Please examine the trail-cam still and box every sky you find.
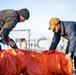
[0,0,76,49]
[0,0,76,37]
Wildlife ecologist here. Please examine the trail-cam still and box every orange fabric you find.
[42,50,73,75]
[0,49,73,75]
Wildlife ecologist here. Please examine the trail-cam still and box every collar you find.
[60,21,65,35]
[15,11,20,22]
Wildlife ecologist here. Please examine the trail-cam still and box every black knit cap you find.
[16,8,30,20]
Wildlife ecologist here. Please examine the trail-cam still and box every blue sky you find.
[0,0,76,39]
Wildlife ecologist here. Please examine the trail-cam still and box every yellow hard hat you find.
[49,17,60,30]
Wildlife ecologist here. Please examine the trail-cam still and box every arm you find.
[0,15,17,42]
[49,32,61,50]
[67,24,76,53]
[65,23,76,60]
[0,15,18,45]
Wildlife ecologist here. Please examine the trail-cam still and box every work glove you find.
[0,34,18,49]
[1,35,15,47]
[65,52,71,60]
[7,40,15,47]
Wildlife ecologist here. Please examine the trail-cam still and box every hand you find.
[65,52,71,60]
[7,40,15,47]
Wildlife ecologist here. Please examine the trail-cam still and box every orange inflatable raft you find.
[0,49,73,75]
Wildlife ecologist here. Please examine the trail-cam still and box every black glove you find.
[0,34,18,49]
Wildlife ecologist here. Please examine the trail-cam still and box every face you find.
[53,24,60,33]
[19,16,26,22]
